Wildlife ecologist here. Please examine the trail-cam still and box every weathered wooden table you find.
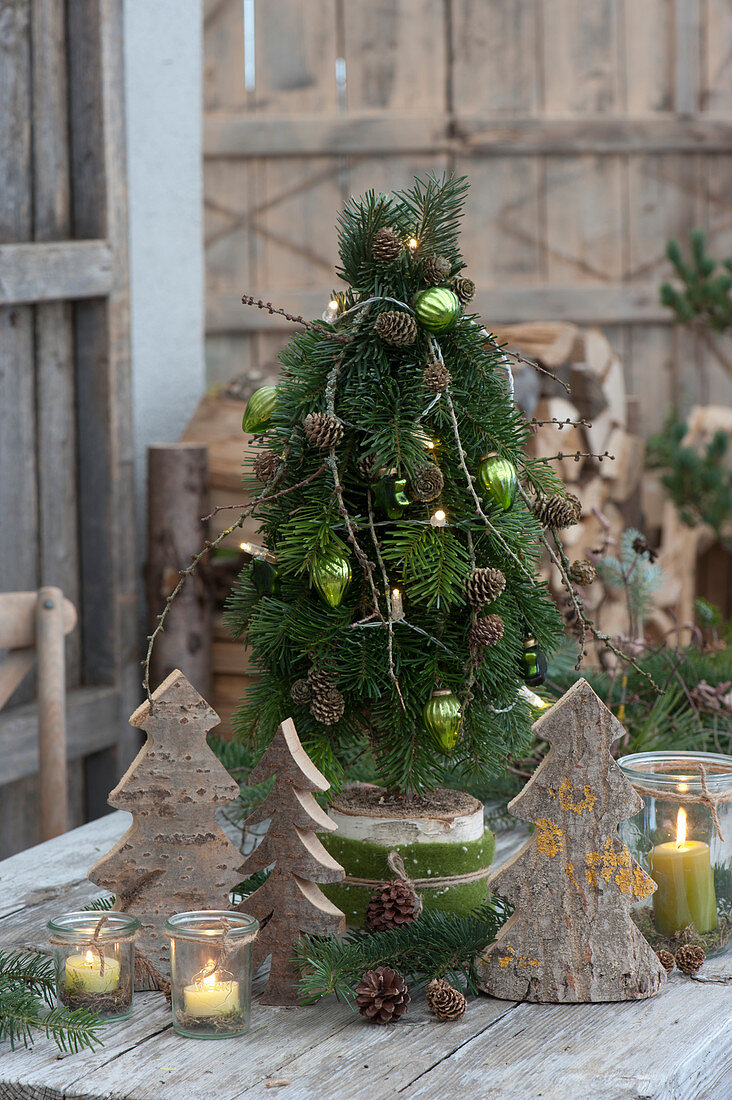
[0,813,730,1099]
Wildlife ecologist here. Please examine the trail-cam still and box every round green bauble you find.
[520,636,548,686]
[413,288,461,333]
[423,688,462,753]
[241,385,277,433]
[312,548,352,608]
[477,452,517,511]
[374,475,409,519]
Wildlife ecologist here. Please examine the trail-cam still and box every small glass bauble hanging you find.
[413,288,461,333]
[241,385,277,433]
[520,636,548,686]
[477,452,517,511]
[250,556,280,598]
[423,688,462,753]
[374,475,410,520]
[312,548,352,608]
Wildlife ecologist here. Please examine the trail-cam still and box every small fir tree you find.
[228,174,564,794]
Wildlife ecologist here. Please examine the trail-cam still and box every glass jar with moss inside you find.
[618,751,732,957]
[47,911,139,1020]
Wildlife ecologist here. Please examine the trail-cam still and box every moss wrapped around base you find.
[320,828,495,927]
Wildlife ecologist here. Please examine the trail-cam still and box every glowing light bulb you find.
[430,509,447,527]
[321,297,340,323]
[676,807,687,847]
[390,588,405,620]
[407,236,418,251]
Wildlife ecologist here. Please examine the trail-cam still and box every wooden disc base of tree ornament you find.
[477,679,667,1004]
[320,784,495,926]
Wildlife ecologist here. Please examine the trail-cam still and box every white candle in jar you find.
[184,969,240,1017]
[65,949,120,993]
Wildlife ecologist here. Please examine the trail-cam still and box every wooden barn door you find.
[203,0,732,434]
[0,0,136,856]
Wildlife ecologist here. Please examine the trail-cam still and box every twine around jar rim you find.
[48,914,138,979]
[625,759,732,842]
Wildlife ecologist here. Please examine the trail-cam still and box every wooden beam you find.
[207,283,669,334]
[0,240,113,304]
[204,113,732,159]
[0,685,122,787]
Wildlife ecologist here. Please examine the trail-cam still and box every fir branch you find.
[0,951,104,1053]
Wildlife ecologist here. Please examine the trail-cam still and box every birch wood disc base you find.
[477,679,667,1003]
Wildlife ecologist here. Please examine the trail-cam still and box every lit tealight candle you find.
[430,509,447,528]
[65,949,120,994]
[650,807,717,937]
[184,965,240,1018]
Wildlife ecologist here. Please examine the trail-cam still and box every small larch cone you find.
[451,275,475,305]
[422,255,451,285]
[371,226,402,263]
[303,412,344,450]
[310,686,345,726]
[466,567,506,609]
[425,978,467,1021]
[355,967,410,1025]
[365,879,421,932]
[408,464,444,502]
[423,359,451,393]
[374,310,418,347]
[290,678,312,706]
[253,451,284,485]
[533,492,582,529]
[568,558,597,586]
[656,949,675,973]
[469,614,505,650]
[675,944,705,975]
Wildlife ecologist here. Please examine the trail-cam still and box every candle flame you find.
[85,950,94,965]
[676,807,687,847]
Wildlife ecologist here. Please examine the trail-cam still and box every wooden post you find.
[147,444,211,699]
[36,586,68,840]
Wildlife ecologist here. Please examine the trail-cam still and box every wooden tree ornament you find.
[88,670,243,982]
[236,717,345,1005]
[477,679,667,1003]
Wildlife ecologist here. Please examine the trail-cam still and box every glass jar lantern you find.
[47,911,139,1020]
[164,911,259,1038]
[618,751,732,957]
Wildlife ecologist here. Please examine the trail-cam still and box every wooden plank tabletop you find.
[0,813,730,1100]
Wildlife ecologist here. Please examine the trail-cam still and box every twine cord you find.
[343,848,492,891]
[48,914,137,978]
[629,760,732,842]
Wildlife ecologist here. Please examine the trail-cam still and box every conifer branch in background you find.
[0,949,104,1053]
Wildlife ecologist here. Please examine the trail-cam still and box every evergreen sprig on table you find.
[0,949,104,1053]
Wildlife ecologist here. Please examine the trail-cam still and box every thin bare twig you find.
[241,294,350,343]
[201,464,327,522]
[531,416,592,430]
[367,491,406,710]
[534,450,615,465]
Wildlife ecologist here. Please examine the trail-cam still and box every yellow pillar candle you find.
[184,969,240,1018]
[650,808,717,937]
[65,949,120,993]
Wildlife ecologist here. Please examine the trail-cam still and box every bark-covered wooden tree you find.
[88,670,243,980]
[236,717,345,1005]
[477,678,667,1003]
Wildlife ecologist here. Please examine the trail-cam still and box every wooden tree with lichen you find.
[236,717,345,1005]
[477,678,667,1003]
[89,670,243,981]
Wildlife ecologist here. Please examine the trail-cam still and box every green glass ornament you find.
[413,288,461,333]
[374,476,410,519]
[312,549,352,608]
[520,636,548,687]
[423,688,462,754]
[250,556,280,597]
[241,385,277,433]
[477,452,517,511]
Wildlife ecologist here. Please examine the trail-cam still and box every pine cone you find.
[371,226,402,264]
[466,567,506,609]
[656,949,675,973]
[423,359,451,393]
[303,412,344,450]
[359,453,378,481]
[307,666,334,694]
[290,678,312,707]
[374,311,418,347]
[675,944,705,975]
[355,967,410,1025]
[253,451,283,485]
[533,492,582,529]
[568,558,597,586]
[408,464,444,503]
[469,614,505,650]
[451,276,475,305]
[310,686,345,726]
[423,255,451,286]
[365,880,420,932]
[425,978,467,1021]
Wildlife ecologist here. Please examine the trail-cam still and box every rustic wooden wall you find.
[0,0,136,856]
[203,0,732,435]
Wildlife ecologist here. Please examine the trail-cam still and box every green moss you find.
[320,828,495,926]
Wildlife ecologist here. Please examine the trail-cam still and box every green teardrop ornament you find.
[312,549,352,608]
[241,385,277,433]
[477,452,517,511]
[374,476,410,520]
[413,288,461,333]
[423,688,462,754]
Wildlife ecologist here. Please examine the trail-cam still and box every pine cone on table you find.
[422,255,451,285]
[568,558,597,586]
[374,311,418,347]
[408,464,444,503]
[451,276,475,305]
[371,226,402,264]
[303,412,343,450]
[365,880,420,932]
[355,967,410,1025]
[425,978,467,1021]
[466,567,506,609]
[253,451,283,485]
[533,492,582,529]
[423,359,451,393]
[469,614,505,650]
[675,944,705,975]
[656,949,675,973]
[290,679,312,707]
